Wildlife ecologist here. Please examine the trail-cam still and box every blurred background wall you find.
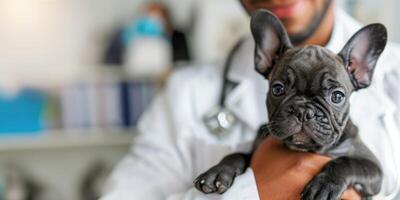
[0,0,397,199]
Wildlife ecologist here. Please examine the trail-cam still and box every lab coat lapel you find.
[225,75,268,132]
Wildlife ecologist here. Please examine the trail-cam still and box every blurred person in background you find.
[137,2,191,62]
[101,0,400,199]
[104,3,191,66]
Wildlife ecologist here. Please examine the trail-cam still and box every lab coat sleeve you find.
[384,66,400,126]
[100,91,260,200]
[381,63,400,199]
[99,91,191,200]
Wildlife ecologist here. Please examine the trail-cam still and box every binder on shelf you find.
[60,78,157,131]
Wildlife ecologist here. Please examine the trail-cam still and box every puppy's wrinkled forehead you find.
[270,45,353,92]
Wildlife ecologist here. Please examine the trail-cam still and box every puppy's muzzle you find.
[286,105,315,122]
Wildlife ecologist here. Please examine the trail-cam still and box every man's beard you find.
[290,0,333,45]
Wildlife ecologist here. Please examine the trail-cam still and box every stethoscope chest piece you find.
[202,38,244,138]
[203,106,237,138]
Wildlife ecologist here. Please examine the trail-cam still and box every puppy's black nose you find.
[287,106,314,121]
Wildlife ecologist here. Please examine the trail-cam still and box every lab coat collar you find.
[325,8,362,52]
[224,73,268,132]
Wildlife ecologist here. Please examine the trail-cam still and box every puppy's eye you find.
[271,83,285,96]
[331,91,345,104]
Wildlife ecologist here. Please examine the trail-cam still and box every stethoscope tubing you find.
[219,38,246,108]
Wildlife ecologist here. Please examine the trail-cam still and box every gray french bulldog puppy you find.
[194,9,387,200]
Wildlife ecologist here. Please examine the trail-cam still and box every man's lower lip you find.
[271,0,303,18]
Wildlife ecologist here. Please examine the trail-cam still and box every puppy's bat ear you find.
[339,23,387,90]
[250,9,292,79]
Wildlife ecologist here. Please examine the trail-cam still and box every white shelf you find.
[0,129,135,152]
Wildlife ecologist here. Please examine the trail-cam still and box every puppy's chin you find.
[268,114,339,151]
[268,119,337,152]
[302,122,337,146]
[283,132,320,152]
[268,122,321,152]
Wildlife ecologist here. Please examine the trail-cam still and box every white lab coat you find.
[101,9,400,200]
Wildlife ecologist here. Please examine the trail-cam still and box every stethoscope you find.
[202,39,244,138]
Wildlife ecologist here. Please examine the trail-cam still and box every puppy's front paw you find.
[301,173,347,200]
[194,165,236,194]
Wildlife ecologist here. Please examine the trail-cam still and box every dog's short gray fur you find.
[194,9,387,200]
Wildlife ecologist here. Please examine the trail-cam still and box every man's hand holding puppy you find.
[251,137,361,200]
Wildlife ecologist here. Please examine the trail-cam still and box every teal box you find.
[0,88,45,135]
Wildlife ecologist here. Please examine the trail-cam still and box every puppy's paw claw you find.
[194,166,236,194]
[301,174,347,200]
